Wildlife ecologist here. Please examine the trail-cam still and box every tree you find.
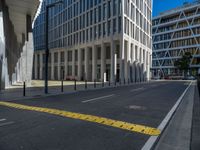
[174,52,192,76]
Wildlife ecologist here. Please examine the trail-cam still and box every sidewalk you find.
[0,81,105,101]
[154,81,198,150]
[191,83,200,150]
[0,80,149,101]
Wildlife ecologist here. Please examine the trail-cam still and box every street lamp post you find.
[45,0,63,94]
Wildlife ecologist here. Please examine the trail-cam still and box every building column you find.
[85,47,89,81]
[124,41,130,82]
[127,42,131,82]
[146,52,150,81]
[72,50,75,78]
[132,62,135,82]
[39,53,43,80]
[143,50,147,81]
[137,63,141,82]
[92,45,97,81]
[57,52,61,80]
[78,49,82,80]
[101,43,106,82]
[120,39,124,82]
[34,54,37,80]
[64,51,68,80]
[110,40,117,83]
[51,52,54,80]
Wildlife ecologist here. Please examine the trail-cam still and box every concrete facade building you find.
[152,2,200,78]
[33,0,152,83]
[0,0,39,90]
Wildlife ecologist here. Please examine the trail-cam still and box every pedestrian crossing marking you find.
[0,101,160,136]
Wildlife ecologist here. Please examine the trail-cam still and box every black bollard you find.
[109,80,110,86]
[61,79,64,92]
[85,80,87,89]
[61,69,64,92]
[74,79,76,91]
[23,81,26,96]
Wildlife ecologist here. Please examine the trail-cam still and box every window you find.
[61,52,65,62]
[68,51,72,62]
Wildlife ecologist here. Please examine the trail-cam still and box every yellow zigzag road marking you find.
[0,101,160,136]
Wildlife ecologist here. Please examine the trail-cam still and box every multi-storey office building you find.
[152,2,200,78]
[33,0,152,82]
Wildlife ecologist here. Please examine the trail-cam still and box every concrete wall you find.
[14,33,34,86]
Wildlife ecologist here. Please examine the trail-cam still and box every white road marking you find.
[0,119,6,122]
[82,94,115,103]
[0,121,14,127]
[130,87,144,92]
[141,81,193,150]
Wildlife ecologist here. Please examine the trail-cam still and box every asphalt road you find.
[0,81,190,150]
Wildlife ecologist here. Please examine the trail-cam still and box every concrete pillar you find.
[124,41,129,82]
[146,52,150,81]
[143,50,147,81]
[51,52,54,80]
[64,51,68,80]
[34,54,37,80]
[120,39,124,81]
[39,53,43,80]
[92,45,97,81]
[85,47,89,80]
[127,42,131,82]
[101,43,106,82]
[78,49,82,80]
[132,62,136,82]
[110,40,117,82]
[58,51,61,80]
[137,63,141,82]
[72,50,75,78]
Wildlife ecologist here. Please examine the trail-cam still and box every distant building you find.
[33,0,152,82]
[152,1,200,78]
[0,0,39,90]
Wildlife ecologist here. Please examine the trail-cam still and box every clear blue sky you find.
[153,0,195,16]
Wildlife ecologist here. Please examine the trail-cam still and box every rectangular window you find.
[108,21,111,35]
[108,1,111,18]
[54,52,58,63]
[113,19,116,33]
[97,47,101,60]
[113,0,117,16]
[61,52,65,62]
[68,51,72,62]
[106,46,111,59]
[67,65,72,76]
[75,50,78,61]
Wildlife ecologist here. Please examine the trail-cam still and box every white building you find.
[33,0,152,83]
[152,1,200,78]
[0,0,39,90]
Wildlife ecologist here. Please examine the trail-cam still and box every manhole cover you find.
[128,105,146,110]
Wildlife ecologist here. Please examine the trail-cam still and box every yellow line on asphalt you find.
[0,101,160,136]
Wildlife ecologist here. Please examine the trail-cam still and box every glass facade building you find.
[33,0,152,82]
[152,2,200,78]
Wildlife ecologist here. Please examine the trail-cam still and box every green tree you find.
[174,52,192,77]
